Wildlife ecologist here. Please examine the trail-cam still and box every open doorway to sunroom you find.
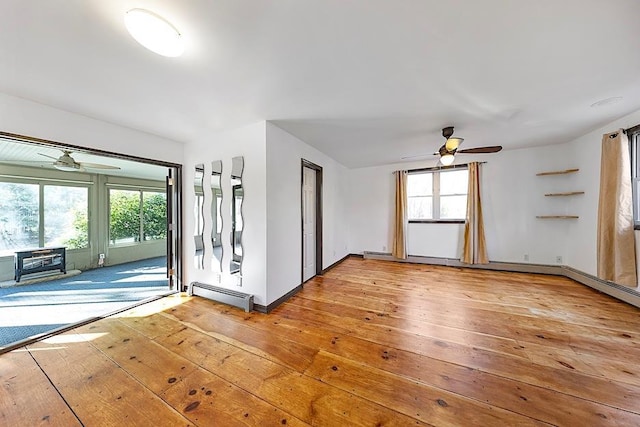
[0,133,182,351]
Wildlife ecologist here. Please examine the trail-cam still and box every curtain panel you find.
[461,162,488,264]
[597,129,637,287]
[392,170,408,259]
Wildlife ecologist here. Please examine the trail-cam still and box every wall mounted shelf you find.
[544,191,585,197]
[536,169,581,219]
[536,168,579,176]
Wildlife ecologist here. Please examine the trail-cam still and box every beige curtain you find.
[392,170,408,259]
[461,162,488,264]
[597,129,637,287]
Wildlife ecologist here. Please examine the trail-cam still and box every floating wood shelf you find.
[544,191,585,197]
[536,215,579,219]
[536,168,579,176]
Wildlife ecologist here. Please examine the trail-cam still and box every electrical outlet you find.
[556,255,563,264]
[99,253,105,259]
[523,254,529,261]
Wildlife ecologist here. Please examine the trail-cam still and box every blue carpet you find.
[0,257,169,347]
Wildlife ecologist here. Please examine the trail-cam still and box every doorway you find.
[0,132,183,350]
[301,159,322,283]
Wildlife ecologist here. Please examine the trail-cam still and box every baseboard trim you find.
[362,252,640,309]
[363,252,563,275]
[254,284,303,314]
[562,267,640,308]
[257,254,361,314]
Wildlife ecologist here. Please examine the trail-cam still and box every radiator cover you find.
[190,282,254,312]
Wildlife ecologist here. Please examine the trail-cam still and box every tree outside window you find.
[0,183,39,255]
[109,189,166,245]
[0,182,88,256]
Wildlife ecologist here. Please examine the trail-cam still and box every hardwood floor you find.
[2,257,640,426]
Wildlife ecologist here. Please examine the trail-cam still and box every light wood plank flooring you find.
[2,257,640,426]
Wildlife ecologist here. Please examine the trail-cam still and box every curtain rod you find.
[393,161,486,174]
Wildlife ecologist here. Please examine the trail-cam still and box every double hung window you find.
[407,167,468,222]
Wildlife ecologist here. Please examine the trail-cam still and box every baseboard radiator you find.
[189,282,254,312]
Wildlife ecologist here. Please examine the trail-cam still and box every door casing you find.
[300,159,323,283]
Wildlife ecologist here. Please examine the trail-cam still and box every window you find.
[44,185,89,249]
[143,191,168,241]
[407,167,468,221]
[630,125,640,228]
[109,189,166,245]
[0,182,89,256]
[0,182,39,255]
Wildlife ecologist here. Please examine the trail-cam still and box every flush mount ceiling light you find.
[125,8,184,57]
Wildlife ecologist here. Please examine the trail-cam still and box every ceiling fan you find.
[404,126,502,165]
[37,150,121,172]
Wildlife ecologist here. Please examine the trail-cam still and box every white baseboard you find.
[363,252,640,309]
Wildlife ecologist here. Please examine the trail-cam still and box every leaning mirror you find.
[194,164,205,269]
[230,156,244,275]
[211,160,223,273]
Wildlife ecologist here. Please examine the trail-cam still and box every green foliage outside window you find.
[143,193,167,240]
[109,190,166,245]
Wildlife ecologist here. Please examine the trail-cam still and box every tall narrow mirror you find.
[194,164,205,269]
[230,156,244,275]
[211,160,223,273]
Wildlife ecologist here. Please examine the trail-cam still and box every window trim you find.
[407,164,469,223]
[628,124,640,229]
[108,187,167,246]
[0,179,91,256]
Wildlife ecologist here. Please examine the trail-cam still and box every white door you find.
[303,166,316,281]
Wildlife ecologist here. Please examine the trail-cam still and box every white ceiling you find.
[1,1,639,168]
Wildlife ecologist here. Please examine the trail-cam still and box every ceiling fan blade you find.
[78,162,121,170]
[457,145,503,154]
[9,161,55,167]
[38,152,59,161]
[401,153,436,160]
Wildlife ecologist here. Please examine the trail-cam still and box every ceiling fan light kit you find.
[445,137,463,151]
[440,153,455,166]
[54,163,81,172]
[432,126,502,165]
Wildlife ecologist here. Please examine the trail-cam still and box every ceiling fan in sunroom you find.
[404,126,503,165]
[31,150,121,172]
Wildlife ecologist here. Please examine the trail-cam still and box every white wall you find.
[347,109,640,285]
[347,143,577,265]
[347,160,467,258]
[0,92,183,163]
[481,143,575,265]
[265,123,349,305]
[183,122,268,305]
